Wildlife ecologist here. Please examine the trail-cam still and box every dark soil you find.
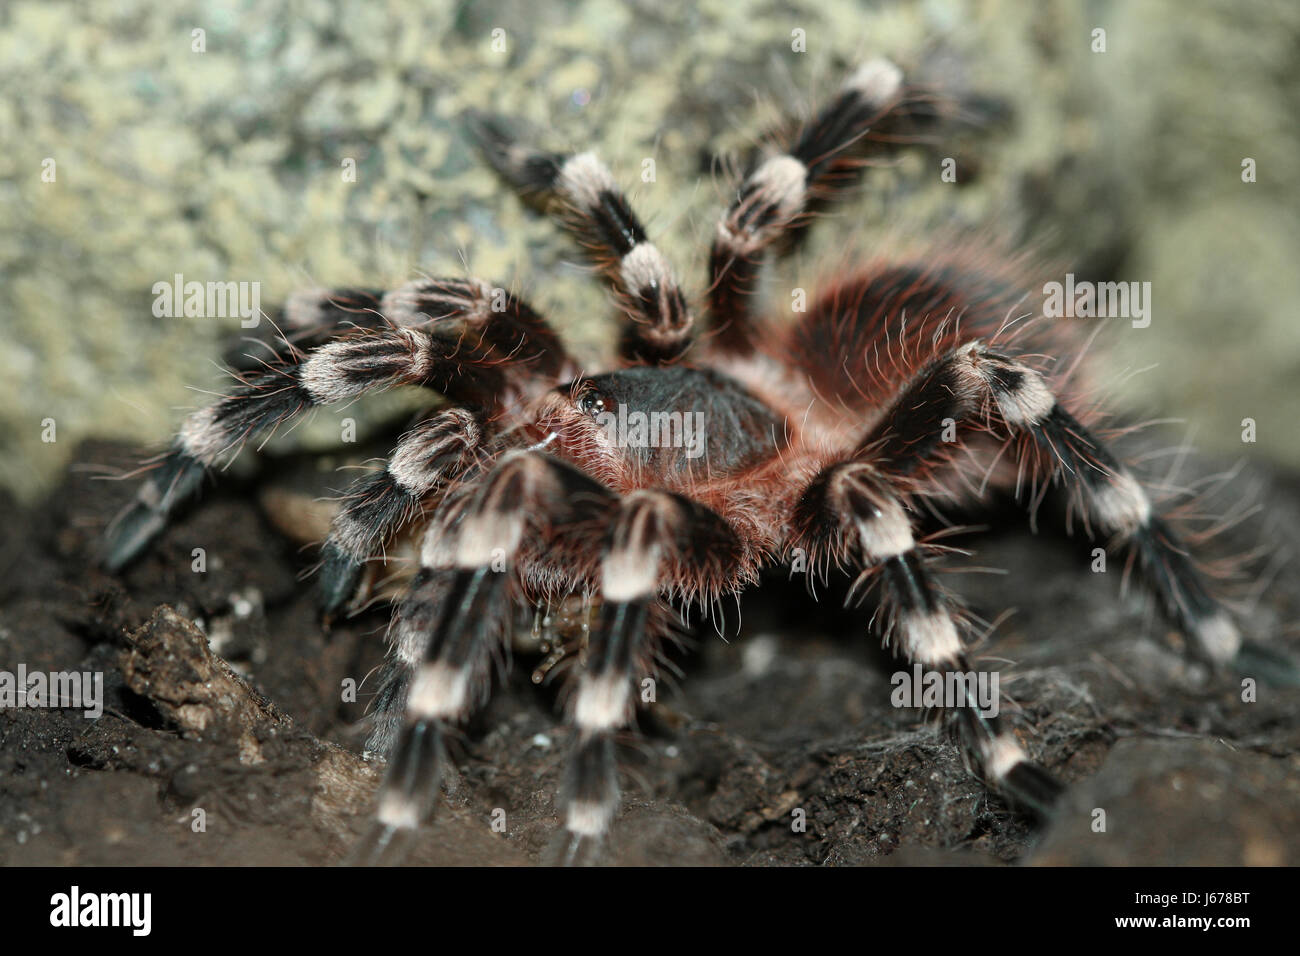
[1,438,1297,866]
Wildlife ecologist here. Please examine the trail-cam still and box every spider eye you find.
[579,389,607,416]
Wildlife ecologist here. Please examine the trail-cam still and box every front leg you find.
[105,277,569,572]
[792,460,1063,815]
[559,489,746,858]
[315,405,488,616]
[352,450,615,865]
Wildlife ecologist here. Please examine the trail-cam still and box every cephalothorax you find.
[106,60,1249,864]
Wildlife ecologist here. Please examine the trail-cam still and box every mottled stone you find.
[4,0,1298,499]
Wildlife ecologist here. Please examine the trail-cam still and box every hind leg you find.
[849,340,1243,666]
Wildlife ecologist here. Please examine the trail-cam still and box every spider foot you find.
[345,822,414,867]
[542,828,610,867]
[102,448,206,571]
[102,500,169,572]
[1001,760,1065,821]
[317,543,365,618]
[1232,638,1300,688]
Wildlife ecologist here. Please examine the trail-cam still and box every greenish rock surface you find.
[2,0,1297,498]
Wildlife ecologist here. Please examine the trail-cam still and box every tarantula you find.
[105,59,1251,864]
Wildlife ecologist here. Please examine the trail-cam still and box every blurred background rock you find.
[2,0,1297,500]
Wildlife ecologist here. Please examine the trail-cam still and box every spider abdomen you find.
[785,259,1044,413]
